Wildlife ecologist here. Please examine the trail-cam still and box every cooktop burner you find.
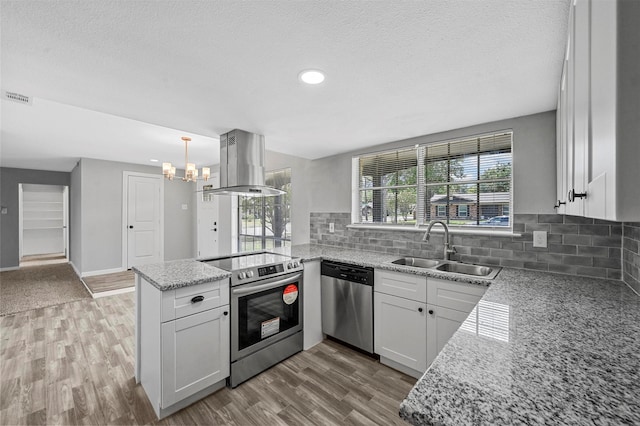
[201,252,302,285]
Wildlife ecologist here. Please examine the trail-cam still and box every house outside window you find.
[238,168,291,252]
[354,131,512,228]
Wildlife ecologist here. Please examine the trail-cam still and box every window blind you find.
[356,131,512,227]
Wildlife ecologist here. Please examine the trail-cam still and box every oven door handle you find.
[232,273,302,296]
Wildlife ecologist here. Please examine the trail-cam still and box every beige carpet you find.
[0,263,91,316]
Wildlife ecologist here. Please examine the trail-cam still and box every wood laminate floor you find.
[83,270,135,294]
[0,292,416,425]
[19,253,67,268]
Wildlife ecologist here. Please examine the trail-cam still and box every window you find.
[354,132,512,228]
[238,168,291,252]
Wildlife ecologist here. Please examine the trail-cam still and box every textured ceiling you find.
[1,0,570,172]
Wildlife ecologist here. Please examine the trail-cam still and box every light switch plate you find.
[329,222,335,233]
[0,207,7,215]
[533,231,547,248]
[181,204,188,210]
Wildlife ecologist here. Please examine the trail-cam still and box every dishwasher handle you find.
[321,261,374,285]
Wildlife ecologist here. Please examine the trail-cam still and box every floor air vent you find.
[3,90,32,105]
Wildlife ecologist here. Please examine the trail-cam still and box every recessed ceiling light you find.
[299,70,325,85]
[150,159,159,162]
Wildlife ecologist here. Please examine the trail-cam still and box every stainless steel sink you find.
[435,262,500,279]
[391,256,501,279]
[392,257,442,268]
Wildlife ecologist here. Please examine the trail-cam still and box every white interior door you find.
[126,174,163,268]
[196,173,220,259]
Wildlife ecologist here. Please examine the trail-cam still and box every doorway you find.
[18,183,69,267]
[122,172,164,269]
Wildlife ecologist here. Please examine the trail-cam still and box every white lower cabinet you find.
[374,292,427,377]
[373,269,486,378]
[303,260,323,350]
[426,304,471,366]
[161,307,229,408]
[137,277,230,419]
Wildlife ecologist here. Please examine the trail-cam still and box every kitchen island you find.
[283,244,640,425]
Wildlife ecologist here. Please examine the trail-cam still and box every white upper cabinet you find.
[558,0,640,221]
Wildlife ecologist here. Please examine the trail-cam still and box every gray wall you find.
[70,162,82,272]
[0,167,71,269]
[78,158,195,274]
[308,111,557,215]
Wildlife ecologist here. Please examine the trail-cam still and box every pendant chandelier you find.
[162,137,210,182]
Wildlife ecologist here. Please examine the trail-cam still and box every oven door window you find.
[238,283,300,351]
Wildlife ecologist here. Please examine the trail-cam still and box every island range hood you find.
[203,129,285,197]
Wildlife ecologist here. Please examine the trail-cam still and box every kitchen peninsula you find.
[133,259,231,419]
[286,244,640,425]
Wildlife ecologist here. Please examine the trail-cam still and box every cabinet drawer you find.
[426,277,485,313]
[374,269,426,303]
[162,279,230,322]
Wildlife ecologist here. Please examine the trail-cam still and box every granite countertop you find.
[285,243,492,286]
[399,267,640,425]
[282,244,640,424]
[132,259,230,291]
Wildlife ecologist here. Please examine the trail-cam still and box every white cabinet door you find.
[426,305,470,367]
[161,306,229,408]
[570,0,590,215]
[374,292,427,374]
[556,66,568,214]
[587,0,617,220]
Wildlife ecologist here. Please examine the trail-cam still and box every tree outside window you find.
[238,168,291,252]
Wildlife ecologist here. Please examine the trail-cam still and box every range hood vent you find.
[203,129,285,197]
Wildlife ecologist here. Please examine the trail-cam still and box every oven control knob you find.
[246,270,254,278]
[293,261,300,268]
[238,272,246,280]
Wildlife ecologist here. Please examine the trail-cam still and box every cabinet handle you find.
[129,225,134,229]
[554,200,566,209]
[568,189,587,202]
[418,307,423,313]
[428,309,434,315]
[191,295,205,304]
[223,311,228,316]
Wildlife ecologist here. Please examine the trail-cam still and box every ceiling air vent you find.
[3,90,32,106]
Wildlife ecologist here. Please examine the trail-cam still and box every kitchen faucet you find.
[422,220,456,260]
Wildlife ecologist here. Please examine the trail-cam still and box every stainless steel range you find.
[202,252,303,388]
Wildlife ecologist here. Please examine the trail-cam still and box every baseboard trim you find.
[0,266,20,272]
[91,286,135,299]
[69,261,82,278]
[82,267,126,277]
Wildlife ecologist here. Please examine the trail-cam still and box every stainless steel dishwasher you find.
[320,261,374,354]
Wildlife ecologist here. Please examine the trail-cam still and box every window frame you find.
[352,130,513,231]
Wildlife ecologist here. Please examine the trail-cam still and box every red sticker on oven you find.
[283,284,298,305]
